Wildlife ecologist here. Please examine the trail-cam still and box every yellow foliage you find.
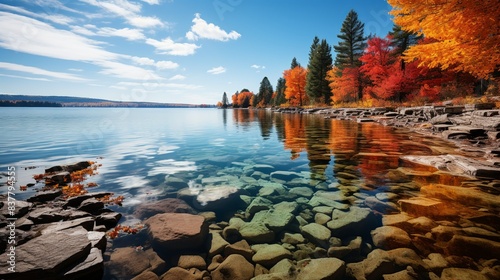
[388,0,500,78]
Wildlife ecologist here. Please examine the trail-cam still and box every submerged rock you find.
[327,206,381,237]
[371,226,412,250]
[296,258,346,280]
[133,198,196,220]
[252,244,293,268]
[145,213,208,252]
[211,254,254,280]
[301,223,331,249]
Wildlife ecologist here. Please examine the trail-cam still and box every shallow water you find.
[1,107,498,278]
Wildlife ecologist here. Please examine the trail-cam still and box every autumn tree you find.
[334,10,366,70]
[235,89,255,108]
[360,36,398,100]
[284,66,308,106]
[327,67,361,103]
[255,77,274,107]
[231,91,239,107]
[388,0,500,79]
[306,37,333,104]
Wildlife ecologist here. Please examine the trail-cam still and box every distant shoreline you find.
[0,94,215,108]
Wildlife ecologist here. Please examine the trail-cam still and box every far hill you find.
[0,94,214,108]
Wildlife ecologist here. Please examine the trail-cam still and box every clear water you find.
[1,107,498,278]
[0,107,451,201]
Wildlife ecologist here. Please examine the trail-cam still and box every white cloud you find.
[115,81,202,90]
[207,66,226,75]
[131,56,155,65]
[0,12,118,62]
[97,27,145,40]
[0,12,167,81]
[0,3,74,25]
[169,74,186,81]
[71,25,97,36]
[0,73,50,81]
[95,60,163,80]
[141,0,160,4]
[251,64,265,69]
[80,0,164,28]
[156,60,179,70]
[131,57,178,70]
[186,13,241,41]
[0,62,86,81]
[128,16,163,28]
[146,37,200,56]
[71,25,145,40]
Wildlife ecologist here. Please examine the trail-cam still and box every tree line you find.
[218,1,499,108]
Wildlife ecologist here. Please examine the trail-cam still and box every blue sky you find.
[0,0,394,105]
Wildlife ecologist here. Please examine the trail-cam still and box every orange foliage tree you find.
[388,0,500,78]
[283,66,308,106]
[231,90,255,108]
[326,67,361,103]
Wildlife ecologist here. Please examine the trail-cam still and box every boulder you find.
[211,254,254,280]
[63,247,104,280]
[0,227,91,280]
[177,255,206,270]
[192,186,242,211]
[445,235,500,259]
[289,187,314,198]
[145,213,208,251]
[160,267,204,280]
[252,244,293,268]
[281,233,305,245]
[371,226,412,249]
[398,197,459,218]
[327,206,381,237]
[239,222,275,244]
[27,190,62,203]
[296,258,346,280]
[209,232,230,258]
[224,239,254,261]
[441,268,489,280]
[262,209,295,232]
[301,223,331,248]
[106,247,166,279]
[246,197,273,216]
[134,198,196,220]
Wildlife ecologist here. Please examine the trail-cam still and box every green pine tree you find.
[334,10,366,70]
[273,77,287,106]
[389,24,422,71]
[290,57,300,69]
[306,37,333,105]
[256,77,274,107]
[221,92,229,108]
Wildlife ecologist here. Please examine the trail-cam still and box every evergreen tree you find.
[389,24,422,71]
[306,37,333,104]
[291,57,300,69]
[334,10,366,70]
[274,77,287,106]
[256,77,274,107]
[221,92,229,108]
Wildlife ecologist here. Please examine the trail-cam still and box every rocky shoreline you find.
[273,102,500,165]
[1,104,499,280]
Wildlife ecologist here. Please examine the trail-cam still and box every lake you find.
[1,107,499,279]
